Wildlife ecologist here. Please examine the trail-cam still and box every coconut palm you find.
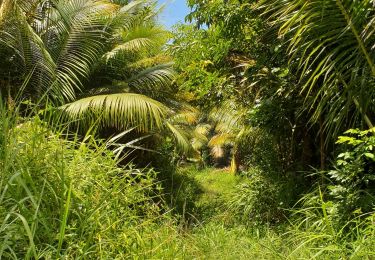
[259,0,375,138]
[0,0,191,151]
[0,0,121,102]
[59,1,190,148]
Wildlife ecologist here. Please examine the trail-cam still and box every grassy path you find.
[162,166,286,259]
[178,167,240,213]
[150,167,374,259]
[167,167,240,222]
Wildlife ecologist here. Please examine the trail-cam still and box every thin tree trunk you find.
[319,115,325,170]
[230,147,240,174]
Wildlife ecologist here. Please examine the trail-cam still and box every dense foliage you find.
[169,0,375,256]
[0,0,374,258]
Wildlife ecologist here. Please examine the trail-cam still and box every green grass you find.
[162,165,242,224]
[179,167,239,201]
[1,105,374,259]
[166,166,375,259]
[0,106,173,258]
[184,167,240,201]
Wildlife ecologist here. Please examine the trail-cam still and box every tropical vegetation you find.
[0,0,374,258]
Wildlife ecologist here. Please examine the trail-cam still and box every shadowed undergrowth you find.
[0,106,374,259]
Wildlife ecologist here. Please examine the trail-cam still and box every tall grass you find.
[282,187,375,259]
[1,101,374,259]
[0,102,174,258]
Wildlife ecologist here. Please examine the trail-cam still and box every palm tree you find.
[1,0,120,102]
[186,101,251,173]
[259,0,375,138]
[208,101,252,173]
[0,0,191,151]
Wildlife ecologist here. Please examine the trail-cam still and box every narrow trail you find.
[164,166,284,259]
[178,167,239,208]
[169,167,240,222]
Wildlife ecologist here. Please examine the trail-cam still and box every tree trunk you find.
[230,148,240,174]
[319,116,325,170]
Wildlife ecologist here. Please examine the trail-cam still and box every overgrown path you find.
[178,167,240,211]
[168,167,240,222]
[164,166,286,259]
[169,167,375,259]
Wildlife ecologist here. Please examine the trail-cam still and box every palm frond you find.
[211,145,224,158]
[0,0,58,100]
[209,101,245,133]
[47,0,119,101]
[62,93,168,132]
[260,0,375,135]
[195,123,211,136]
[127,62,176,99]
[166,122,191,153]
[105,24,168,61]
[191,124,210,151]
[208,133,234,147]
[169,105,200,125]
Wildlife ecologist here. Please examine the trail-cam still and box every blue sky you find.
[158,0,190,29]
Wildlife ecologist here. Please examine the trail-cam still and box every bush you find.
[281,129,375,258]
[239,127,283,174]
[327,128,375,222]
[228,167,288,224]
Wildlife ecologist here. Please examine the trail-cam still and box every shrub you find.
[283,129,375,258]
[327,128,375,222]
[228,167,287,224]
